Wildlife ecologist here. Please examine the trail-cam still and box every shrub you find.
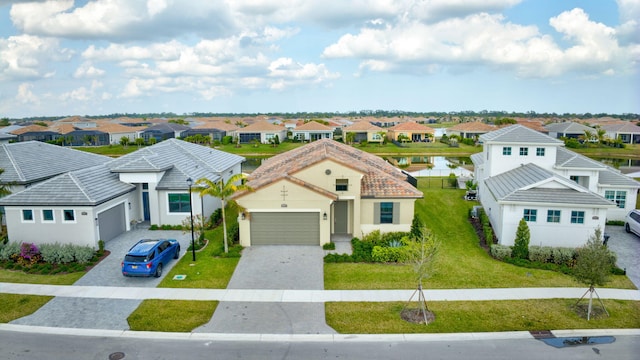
[74,246,95,264]
[448,173,457,187]
[149,224,159,230]
[98,240,105,253]
[222,136,233,145]
[483,224,493,245]
[350,238,374,262]
[490,244,512,260]
[528,246,553,263]
[512,219,530,260]
[227,222,240,244]
[371,245,408,263]
[324,253,353,263]
[552,247,576,266]
[381,231,409,244]
[322,242,336,250]
[0,241,20,261]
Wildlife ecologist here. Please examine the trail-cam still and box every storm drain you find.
[109,352,126,360]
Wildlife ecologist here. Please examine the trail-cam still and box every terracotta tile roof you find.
[50,123,80,134]
[194,121,238,131]
[343,121,385,132]
[239,139,422,199]
[95,123,141,133]
[449,122,496,132]
[515,120,547,133]
[236,121,285,132]
[293,121,333,131]
[388,121,435,133]
[10,124,54,135]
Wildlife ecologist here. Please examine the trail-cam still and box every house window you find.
[604,190,626,209]
[523,209,537,222]
[502,147,511,155]
[571,211,585,224]
[336,179,348,192]
[22,209,34,222]
[168,193,191,213]
[536,147,545,156]
[519,147,528,156]
[63,209,75,222]
[547,210,561,223]
[570,176,579,183]
[371,133,382,141]
[42,209,54,222]
[380,202,394,224]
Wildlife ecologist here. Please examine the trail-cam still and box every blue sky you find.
[0,0,638,118]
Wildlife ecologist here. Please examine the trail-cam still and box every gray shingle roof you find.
[0,164,135,206]
[108,139,245,190]
[0,141,111,185]
[479,125,563,145]
[484,163,612,206]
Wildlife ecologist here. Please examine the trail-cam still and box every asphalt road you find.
[0,330,638,360]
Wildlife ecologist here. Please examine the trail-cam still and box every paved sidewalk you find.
[3,282,639,302]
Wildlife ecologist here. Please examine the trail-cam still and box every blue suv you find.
[122,239,180,277]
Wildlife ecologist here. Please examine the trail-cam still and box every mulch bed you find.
[401,308,436,324]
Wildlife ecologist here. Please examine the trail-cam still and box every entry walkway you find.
[2,282,639,302]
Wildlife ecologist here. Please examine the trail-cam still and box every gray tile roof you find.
[0,141,111,185]
[108,139,245,190]
[470,153,484,166]
[479,125,563,145]
[0,164,135,206]
[555,147,606,169]
[544,122,595,134]
[598,168,640,187]
[484,163,612,206]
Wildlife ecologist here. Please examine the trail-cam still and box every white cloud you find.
[73,61,105,78]
[323,8,635,78]
[0,34,70,80]
[16,83,39,104]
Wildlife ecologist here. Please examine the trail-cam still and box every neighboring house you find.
[0,132,16,144]
[11,125,61,143]
[342,121,386,143]
[447,122,495,139]
[0,139,245,249]
[601,122,640,144]
[139,123,190,143]
[471,125,640,248]
[96,123,141,145]
[291,121,334,142]
[183,121,237,142]
[544,122,596,140]
[65,129,110,146]
[233,139,423,246]
[386,121,435,142]
[234,121,288,144]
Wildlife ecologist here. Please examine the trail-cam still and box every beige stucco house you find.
[233,139,423,246]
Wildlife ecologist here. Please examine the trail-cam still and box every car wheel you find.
[174,247,180,259]
[154,263,163,278]
[625,223,631,233]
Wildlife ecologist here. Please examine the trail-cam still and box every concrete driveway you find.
[11,229,191,330]
[606,225,640,289]
[194,246,336,334]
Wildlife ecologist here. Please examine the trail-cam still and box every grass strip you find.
[0,294,53,323]
[127,299,218,332]
[325,299,640,334]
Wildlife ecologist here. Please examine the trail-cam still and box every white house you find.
[0,139,245,249]
[471,125,640,248]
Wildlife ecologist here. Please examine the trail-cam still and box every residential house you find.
[64,129,110,146]
[0,139,245,248]
[183,121,237,142]
[234,121,288,144]
[342,121,386,143]
[471,125,640,248]
[386,121,435,143]
[233,139,423,246]
[139,123,190,143]
[10,124,60,143]
[601,122,640,144]
[544,122,596,140]
[96,122,141,145]
[0,133,16,144]
[446,122,495,140]
[291,121,334,142]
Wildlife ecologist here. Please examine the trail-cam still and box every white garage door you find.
[98,203,126,242]
[250,212,319,245]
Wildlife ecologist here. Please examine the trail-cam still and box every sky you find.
[0,0,638,119]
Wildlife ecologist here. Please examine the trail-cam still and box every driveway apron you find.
[606,225,640,289]
[194,246,336,334]
[10,229,190,330]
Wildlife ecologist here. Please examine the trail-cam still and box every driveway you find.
[10,229,190,330]
[606,225,640,289]
[194,246,336,334]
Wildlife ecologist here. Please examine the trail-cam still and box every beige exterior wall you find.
[360,198,416,237]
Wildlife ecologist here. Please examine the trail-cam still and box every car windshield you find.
[125,255,148,263]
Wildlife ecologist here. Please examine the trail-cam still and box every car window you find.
[125,255,147,263]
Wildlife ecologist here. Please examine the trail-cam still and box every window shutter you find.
[393,202,400,224]
[374,203,380,224]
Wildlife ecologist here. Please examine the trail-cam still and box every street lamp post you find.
[187,177,196,261]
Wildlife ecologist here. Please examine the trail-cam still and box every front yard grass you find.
[326,299,640,334]
[0,269,85,285]
[0,294,53,323]
[127,299,218,332]
[325,180,636,290]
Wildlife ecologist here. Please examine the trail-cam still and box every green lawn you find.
[325,181,636,290]
[0,294,53,323]
[326,299,640,334]
[127,299,218,332]
[0,269,85,285]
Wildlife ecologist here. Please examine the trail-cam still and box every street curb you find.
[1,324,638,342]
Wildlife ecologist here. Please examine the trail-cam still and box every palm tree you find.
[194,173,252,253]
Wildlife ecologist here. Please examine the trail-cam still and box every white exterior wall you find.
[498,203,608,248]
[597,186,639,221]
[486,143,557,177]
[109,131,138,144]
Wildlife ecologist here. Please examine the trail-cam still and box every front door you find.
[142,192,150,221]
[334,201,348,234]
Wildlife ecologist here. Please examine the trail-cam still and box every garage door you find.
[98,203,126,242]
[250,212,319,245]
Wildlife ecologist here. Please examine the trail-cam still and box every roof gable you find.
[480,124,563,145]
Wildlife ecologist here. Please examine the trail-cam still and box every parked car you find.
[122,239,180,277]
[624,209,640,237]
